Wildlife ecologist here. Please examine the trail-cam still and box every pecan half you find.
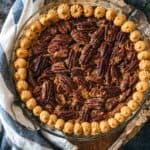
[51,34,72,45]
[90,27,104,47]
[56,109,76,120]
[116,31,128,44]
[91,110,104,121]
[30,55,51,77]
[100,86,121,99]
[80,106,90,121]
[71,67,84,76]
[67,44,80,69]
[51,62,69,73]
[57,21,72,34]
[76,20,97,31]
[41,80,55,107]
[37,68,55,83]
[56,75,75,95]
[73,76,89,89]
[80,44,97,66]
[71,29,90,45]
[104,25,119,42]
[105,98,118,112]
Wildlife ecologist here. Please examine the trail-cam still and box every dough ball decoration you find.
[94,6,106,18]
[106,9,117,21]
[74,123,83,135]
[134,40,148,52]
[91,121,100,135]
[33,106,43,116]
[14,68,27,80]
[121,20,136,33]
[30,20,42,33]
[83,5,93,17]
[70,4,83,18]
[47,9,59,22]
[130,30,141,42]
[26,98,37,110]
[114,14,126,26]
[114,113,125,123]
[57,3,70,20]
[14,3,150,136]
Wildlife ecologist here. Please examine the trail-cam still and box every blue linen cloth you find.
[0,0,77,150]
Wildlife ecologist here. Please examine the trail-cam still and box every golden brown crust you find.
[94,6,106,18]
[121,20,136,33]
[57,4,70,20]
[70,4,83,18]
[113,14,126,26]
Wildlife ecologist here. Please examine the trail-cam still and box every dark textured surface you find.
[0,0,150,150]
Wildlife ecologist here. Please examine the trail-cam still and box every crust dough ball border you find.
[14,3,150,136]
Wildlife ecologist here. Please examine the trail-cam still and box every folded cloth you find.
[0,0,77,150]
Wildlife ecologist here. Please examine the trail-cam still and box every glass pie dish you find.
[10,0,150,141]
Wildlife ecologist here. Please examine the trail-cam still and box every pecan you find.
[30,55,51,77]
[57,21,72,34]
[51,62,69,73]
[119,89,132,102]
[41,80,55,107]
[31,41,48,55]
[124,40,134,51]
[53,49,68,59]
[129,75,138,87]
[48,26,58,35]
[100,86,121,99]
[73,76,89,89]
[98,42,113,59]
[110,65,121,80]
[116,31,128,44]
[37,68,55,82]
[91,110,104,121]
[105,98,118,112]
[97,58,108,77]
[89,87,102,97]
[80,44,97,66]
[110,46,125,65]
[80,106,90,121]
[90,27,104,47]
[51,34,72,45]
[97,43,113,77]
[56,109,76,120]
[76,20,97,31]
[104,25,119,42]
[86,70,101,83]
[122,58,139,73]
[32,86,41,97]
[56,94,66,105]
[85,98,105,109]
[67,44,80,69]
[120,75,129,92]
[71,67,84,76]
[27,70,36,86]
[71,29,90,44]
[56,75,74,94]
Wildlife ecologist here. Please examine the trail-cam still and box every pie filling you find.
[27,16,139,122]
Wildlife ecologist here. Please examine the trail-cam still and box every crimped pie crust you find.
[14,3,150,136]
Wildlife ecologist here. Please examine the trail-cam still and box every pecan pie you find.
[14,4,150,136]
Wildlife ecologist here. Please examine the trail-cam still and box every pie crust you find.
[14,4,150,136]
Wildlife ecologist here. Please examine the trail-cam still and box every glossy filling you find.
[27,17,139,122]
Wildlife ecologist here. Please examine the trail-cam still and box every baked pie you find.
[14,4,150,136]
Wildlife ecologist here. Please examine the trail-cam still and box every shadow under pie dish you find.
[13,3,150,136]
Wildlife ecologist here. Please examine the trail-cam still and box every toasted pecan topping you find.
[27,16,139,122]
